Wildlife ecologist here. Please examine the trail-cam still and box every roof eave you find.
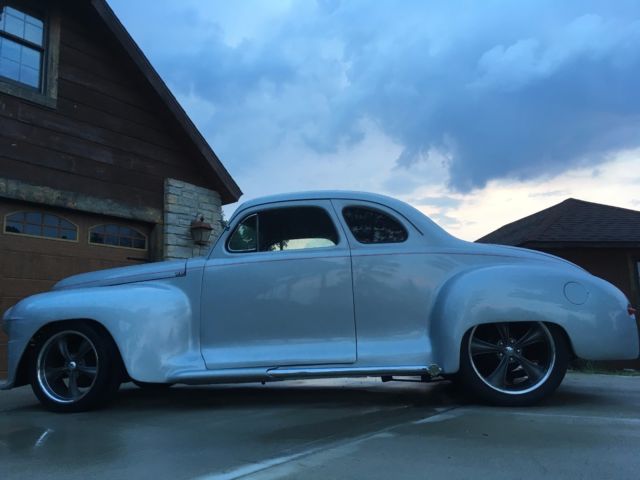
[522,241,640,249]
[90,0,242,204]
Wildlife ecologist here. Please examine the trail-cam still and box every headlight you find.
[1,306,14,335]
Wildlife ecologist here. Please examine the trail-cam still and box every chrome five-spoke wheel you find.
[30,322,123,412]
[36,331,99,404]
[459,321,569,406]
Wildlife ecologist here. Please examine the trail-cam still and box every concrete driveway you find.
[1,373,638,479]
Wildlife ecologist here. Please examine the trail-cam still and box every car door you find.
[331,199,435,366]
[200,200,356,369]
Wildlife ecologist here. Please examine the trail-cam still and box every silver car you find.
[1,191,638,412]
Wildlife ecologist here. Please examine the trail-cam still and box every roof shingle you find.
[476,198,640,246]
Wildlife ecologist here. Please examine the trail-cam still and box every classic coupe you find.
[1,191,638,412]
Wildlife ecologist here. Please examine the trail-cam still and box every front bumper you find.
[0,308,10,389]
[0,337,28,390]
[0,307,31,390]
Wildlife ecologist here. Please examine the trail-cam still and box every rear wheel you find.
[458,321,568,406]
[29,322,122,412]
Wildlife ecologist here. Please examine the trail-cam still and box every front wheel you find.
[29,322,122,412]
[458,322,569,406]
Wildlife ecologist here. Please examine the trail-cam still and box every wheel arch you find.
[4,282,202,388]
[429,263,584,373]
[458,321,576,354]
[544,322,576,358]
[12,318,129,388]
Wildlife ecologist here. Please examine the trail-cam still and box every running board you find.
[266,364,442,380]
[381,375,431,383]
[168,364,443,385]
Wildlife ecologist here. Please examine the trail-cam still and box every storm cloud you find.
[111,0,640,193]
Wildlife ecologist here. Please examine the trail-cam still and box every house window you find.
[4,211,78,241]
[0,4,44,89]
[89,224,147,250]
[342,206,408,244]
[0,1,59,106]
[227,207,339,253]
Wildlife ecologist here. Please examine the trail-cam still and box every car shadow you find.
[110,379,465,412]
[540,378,632,409]
[3,377,605,414]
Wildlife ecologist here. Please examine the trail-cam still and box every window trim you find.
[3,209,79,243]
[341,205,409,245]
[226,206,341,255]
[0,1,60,107]
[88,223,148,251]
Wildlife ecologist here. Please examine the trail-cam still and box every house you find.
[0,0,241,377]
[477,198,640,366]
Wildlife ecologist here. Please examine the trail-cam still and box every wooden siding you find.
[0,1,217,215]
[0,198,152,377]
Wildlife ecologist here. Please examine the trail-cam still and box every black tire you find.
[132,380,174,390]
[29,322,122,413]
[458,322,569,406]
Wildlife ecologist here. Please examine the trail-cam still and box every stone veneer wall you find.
[164,178,223,259]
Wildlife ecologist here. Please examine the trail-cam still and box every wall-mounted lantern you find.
[190,215,213,245]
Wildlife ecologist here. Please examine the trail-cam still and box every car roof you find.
[235,190,408,212]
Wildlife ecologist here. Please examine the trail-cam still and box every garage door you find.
[0,199,152,378]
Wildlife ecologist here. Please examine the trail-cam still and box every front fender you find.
[430,264,639,373]
[2,280,202,388]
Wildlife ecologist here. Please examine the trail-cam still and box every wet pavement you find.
[1,373,639,479]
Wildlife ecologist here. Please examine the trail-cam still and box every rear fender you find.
[429,264,638,373]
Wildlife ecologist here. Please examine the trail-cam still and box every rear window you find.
[342,206,408,244]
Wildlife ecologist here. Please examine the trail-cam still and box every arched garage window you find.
[89,224,147,250]
[4,211,78,241]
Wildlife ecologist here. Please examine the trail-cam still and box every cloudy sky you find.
[109,0,640,240]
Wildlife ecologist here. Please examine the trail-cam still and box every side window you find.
[228,214,257,252]
[342,206,408,244]
[227,207,338,253]
[259,207,338,251]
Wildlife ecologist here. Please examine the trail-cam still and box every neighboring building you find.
[0,0,241,377]
[477,198,640,366]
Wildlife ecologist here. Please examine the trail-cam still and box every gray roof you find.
[476,198,640,247]
[236,190,403,211]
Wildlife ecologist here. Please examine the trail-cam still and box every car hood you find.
[53,259,188,290]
